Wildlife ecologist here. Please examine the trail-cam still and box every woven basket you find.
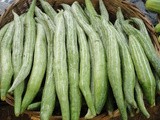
[0,0,160,119]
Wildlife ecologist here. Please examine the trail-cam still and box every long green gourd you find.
[99,1,127,119]
[0,22,10,98]
[103,22,127,120]
[99,0,109,22]
[12,11,25,117]
[35,6,56,32]
[129,35,156,106]
[135,80,150,118]
[9,0,37,92]
[115,8,128,42]
[0,23,14,100]
[72,2,89,24]
[76,23,96,118]
[122,22,160,77]
[0,23,10,43]
[114,19,128,43]
[61,3,71,10]
[72,0,107,115]
[35,17,56,120]
[64,10,81,120]
[21,23,47,113]
[85,0,108,114]
[130,17,150,40]
[72,2,107,118]
[39,0,57,21]
[111,25,137,109]
[53,11,70,120]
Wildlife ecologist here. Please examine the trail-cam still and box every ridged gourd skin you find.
[0,22,10,98]
[76,23,96,119]
[100,4,127,120]
[35,6,56,32]
[12,12,25,117]
[122,23,160,78]
[34,18,56,120]
[39,0,57,21]
[53,11,70,120]
[72,2,107,117]
[0,23,14,101]
[104,22,127,120]
[84,0,108,114]
[64,10,81,120]
[21,23,47,113]
[129,35,156,106]
[8,0,37,92]
[111,25,137,109]
[0,23,10,43]
[135,80,150,118]
[130,18,150,40]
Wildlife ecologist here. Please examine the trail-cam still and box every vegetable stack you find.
[0,0,160,120]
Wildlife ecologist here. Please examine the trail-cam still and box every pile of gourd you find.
[0,0,160,120]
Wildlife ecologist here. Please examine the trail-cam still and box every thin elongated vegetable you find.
[85,0,108,114]
[103,22,127,120]
[135,80,150,118]
[129,35,156,106]
[27,102,41,110]
[35,7,56,32]
[9,0,37,92]
[99,0,110,55]
[99,2,127,119]
[114,19,128,43]
[0,23,10,97]
[111,25,137,109]
[99,0,109,22]
[0,23,14,100]
[115,8,128,42]
[12,11,25,117]
[39,0,57,21]
[0,23,10,43]
[72,1,107,115]
[116,7,125,24]
[84,38,96,119]
[21,23,47,113]
[76,23,96,118]
[53,11,70,120]
[88,0,109,56]
[130,18,151,42]
[122,23,160,77]
[64,10,81,120]
[35,18,56,120]
[71,1,89,24]
[61,4,71,10]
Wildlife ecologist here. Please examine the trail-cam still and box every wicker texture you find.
[0,0,160,119]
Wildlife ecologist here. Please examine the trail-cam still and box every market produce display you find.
[0,0,160,120]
